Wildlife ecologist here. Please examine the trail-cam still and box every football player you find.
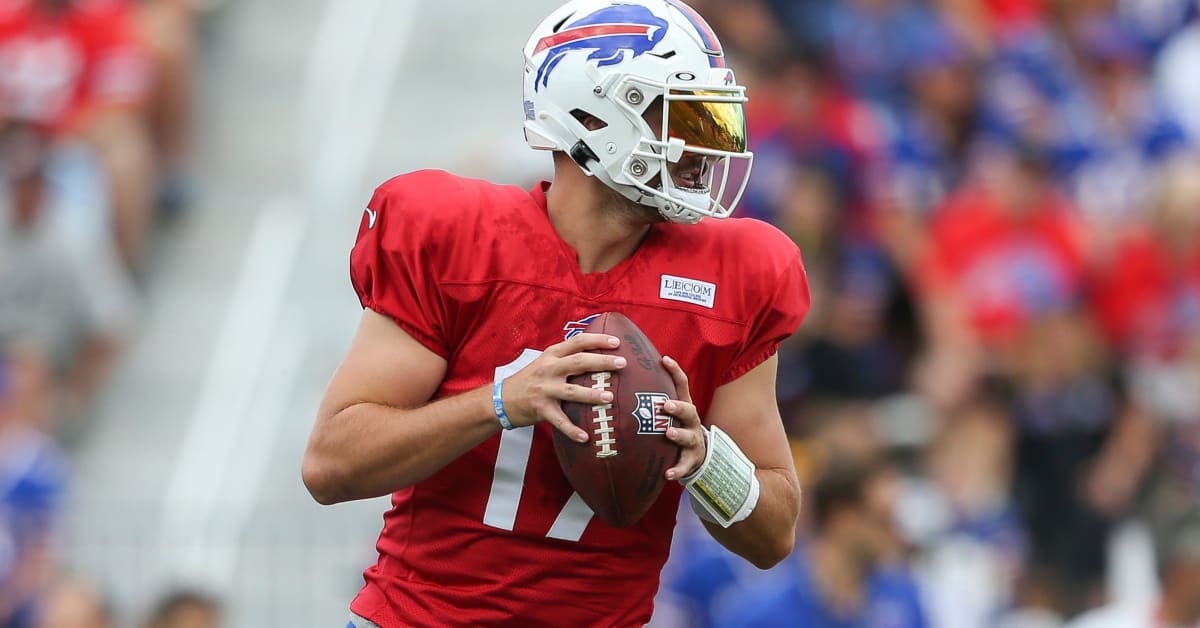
[303,1,811,625]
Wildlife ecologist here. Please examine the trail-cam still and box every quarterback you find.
[302,0,810,626]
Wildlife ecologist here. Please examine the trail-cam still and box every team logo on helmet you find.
[633,392,671,434]
[562,313,602,340]
[533,5,669,91]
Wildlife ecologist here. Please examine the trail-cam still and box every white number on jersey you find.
[483,349,595,541]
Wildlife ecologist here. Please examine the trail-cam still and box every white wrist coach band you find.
[681,425,760,528]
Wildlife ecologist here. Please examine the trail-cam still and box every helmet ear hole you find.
[569,109,608,131]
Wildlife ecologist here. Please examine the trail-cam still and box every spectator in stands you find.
[927,0,1048,52]
[877,14,988,273]
[915,395,1027,628]
[0,0,157,269]
[37,578,111,628]
[888,14,984,217]
[1062,13,1190,245]
[825,0,931,114]
[1005,309,1155,618]
[1091,157,1200,363]
[0,123,136,429]
[1091,156,1200,567]
[1068,515,1200,628]
[1157,8,1200,141]
[0,352,68,627]
[983,6,1190,247]
[144,589,221,628]
[912,142,1088,408]
[1114,0,1197,54]
[137,0,195,215]
[795,247,911,403]
[738,46,884,236]
[713,459,929,628]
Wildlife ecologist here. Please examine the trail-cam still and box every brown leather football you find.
[554,312,681,528]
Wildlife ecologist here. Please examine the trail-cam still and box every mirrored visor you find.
[666,89,747,153]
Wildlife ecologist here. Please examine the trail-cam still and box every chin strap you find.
[680,426,760,528]
[569,141,600,173]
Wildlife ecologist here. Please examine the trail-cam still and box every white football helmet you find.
[522,0,753,224]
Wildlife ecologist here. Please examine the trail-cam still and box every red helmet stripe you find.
[534,24,654,55]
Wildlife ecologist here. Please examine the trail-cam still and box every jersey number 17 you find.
[482,349,596,542]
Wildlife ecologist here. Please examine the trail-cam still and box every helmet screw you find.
[606,143,617,154]
[630,159,647,176]
[593,86,603,95]
[625,88,643,105]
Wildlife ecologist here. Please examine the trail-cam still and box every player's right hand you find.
[500,333,626,442]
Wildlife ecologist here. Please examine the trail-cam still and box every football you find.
[554,312,681,528]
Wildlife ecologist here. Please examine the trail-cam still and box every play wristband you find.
[681,426,760,528]
[493,380,515,430]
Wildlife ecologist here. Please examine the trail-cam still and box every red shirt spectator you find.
[1091,160,1200,360]
[918,168,1088,346]
[983,0,1046,33]
[1091,228,1200,360]
[0,0,151,136]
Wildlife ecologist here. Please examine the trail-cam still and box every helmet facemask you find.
[617,77,753,223]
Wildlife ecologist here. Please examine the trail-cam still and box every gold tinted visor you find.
[666,89,747,153]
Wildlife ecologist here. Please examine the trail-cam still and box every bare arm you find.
[662,355,801,569]
[302,309,623,505]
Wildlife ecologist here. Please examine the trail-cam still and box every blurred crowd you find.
[3,0,1199,626]
[655,0,1200,627]
[0,0,212,625]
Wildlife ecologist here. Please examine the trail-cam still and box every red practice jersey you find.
[0,0,150,135]
[347,170,809,627]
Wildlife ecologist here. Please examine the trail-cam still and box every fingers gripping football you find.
[661,356,707,481]
[501,333,625,441]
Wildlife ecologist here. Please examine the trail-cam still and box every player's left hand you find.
[660,356,707,481]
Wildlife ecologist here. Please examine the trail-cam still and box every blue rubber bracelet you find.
[493,380,515,430]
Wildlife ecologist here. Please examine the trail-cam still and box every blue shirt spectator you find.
[983,14,1190,227]
[714,544,928,628]
[0,356,68,627]
[659,461,929,628]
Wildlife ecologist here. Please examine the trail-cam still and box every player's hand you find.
[660,356,707,481]
[501,333,626,442]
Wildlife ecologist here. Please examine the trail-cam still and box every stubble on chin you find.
[599,181,664,224]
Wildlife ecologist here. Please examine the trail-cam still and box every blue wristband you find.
[493,380,515,430]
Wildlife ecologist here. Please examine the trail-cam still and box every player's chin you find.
[630,195,666,223]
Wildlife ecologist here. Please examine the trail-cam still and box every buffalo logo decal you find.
[533,5,669,91]
[562,313,602,340]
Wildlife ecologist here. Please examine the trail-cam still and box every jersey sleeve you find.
[350,178,450,358]
[726,232,810,383]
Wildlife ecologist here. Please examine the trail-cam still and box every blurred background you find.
[0,0,1198,626]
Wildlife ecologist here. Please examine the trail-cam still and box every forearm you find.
[698,466,800,569]
[303,384,500,504]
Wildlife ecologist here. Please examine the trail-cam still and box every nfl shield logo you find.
[633,392,671,434]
